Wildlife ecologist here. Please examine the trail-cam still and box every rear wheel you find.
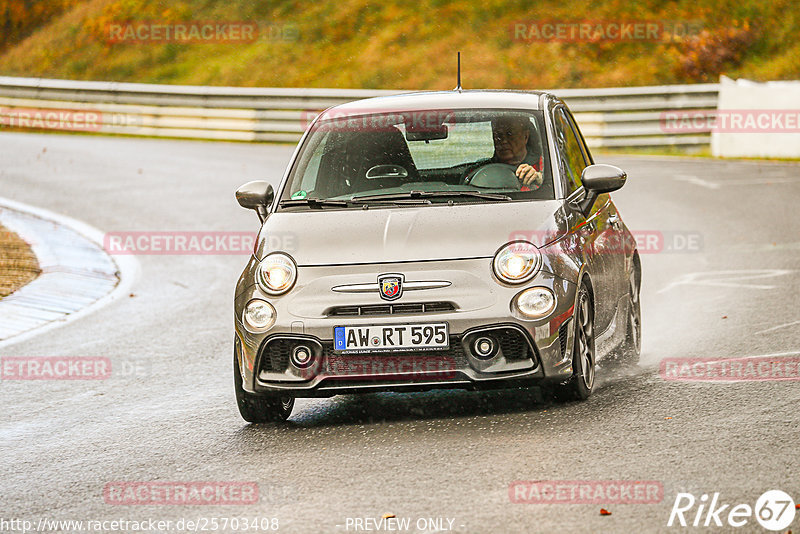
[555,283,595,400]
[234,346,294,423]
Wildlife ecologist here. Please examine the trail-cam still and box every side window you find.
[554,108,587,195]
[299,148,323,191]
[289,131,330,196]
[565,109,593,166]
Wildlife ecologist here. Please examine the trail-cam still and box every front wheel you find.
[607,266,641,366]
[234,347,294,423]
[555,283,596,401]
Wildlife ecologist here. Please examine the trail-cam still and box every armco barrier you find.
[0,76,719,148]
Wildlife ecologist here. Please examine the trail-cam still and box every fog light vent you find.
[291,345,315,368]
[472,336,497,360]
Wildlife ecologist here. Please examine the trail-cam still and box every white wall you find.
[712,76,800,158]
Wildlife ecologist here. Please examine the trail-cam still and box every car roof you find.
[317,90,551,120]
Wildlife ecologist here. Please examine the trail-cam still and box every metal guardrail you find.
[0,76,719,148]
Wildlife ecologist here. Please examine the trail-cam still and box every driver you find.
[490,114,544,189]
[465,114,544,190]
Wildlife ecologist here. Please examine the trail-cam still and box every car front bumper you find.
[234,256,578,397]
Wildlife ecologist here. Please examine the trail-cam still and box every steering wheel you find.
[366,164,408,180]
[465,163,521,190]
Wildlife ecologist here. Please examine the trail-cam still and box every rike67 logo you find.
[668,490,796,531]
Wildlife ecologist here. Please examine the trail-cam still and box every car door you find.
[552,106,616,333]
[564,107,629,308]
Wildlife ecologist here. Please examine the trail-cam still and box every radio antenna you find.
[455,51,462,92]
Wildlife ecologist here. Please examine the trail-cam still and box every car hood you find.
[256,201,568,266]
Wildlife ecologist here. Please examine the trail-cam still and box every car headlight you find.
[513,287,556,319]
[257,253,297,295]
[243,299,276,332]
[493,241,541,284]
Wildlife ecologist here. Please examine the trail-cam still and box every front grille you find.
[558,318,571,358]
[421,301,456,312]
[495,327,532,362]
[321,335,469,375]
[327,301,456,317]
[258,326,537,379]
[258,338,293,372]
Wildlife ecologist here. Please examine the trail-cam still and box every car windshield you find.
[278,108,553,209]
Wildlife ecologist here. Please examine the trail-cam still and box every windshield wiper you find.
[279,198,349,209]
[353,190,512,202]
[349,198,431,206]
[279,197,431,209]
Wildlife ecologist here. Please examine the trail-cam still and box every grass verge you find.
[0,222,41,298]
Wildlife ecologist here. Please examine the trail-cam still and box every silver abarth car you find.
[233,90,641,422]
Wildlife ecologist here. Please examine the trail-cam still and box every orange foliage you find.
[673,21,756,82]
[0,0,87,51]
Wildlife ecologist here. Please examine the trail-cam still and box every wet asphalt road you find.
[0,132,798,533]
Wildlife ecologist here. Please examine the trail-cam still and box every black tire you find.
[555,282,596,401]
[234,346,294,423]
[607,263,641,366]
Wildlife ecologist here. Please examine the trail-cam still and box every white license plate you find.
[334,323,449,353]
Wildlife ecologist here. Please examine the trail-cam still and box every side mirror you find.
[236,181,274,223]
[582,164,627,193]
[574,164,627,215]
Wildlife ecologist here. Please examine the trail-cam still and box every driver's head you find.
[491,114,529,165]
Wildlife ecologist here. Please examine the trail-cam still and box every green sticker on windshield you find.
[291,190,308,199]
